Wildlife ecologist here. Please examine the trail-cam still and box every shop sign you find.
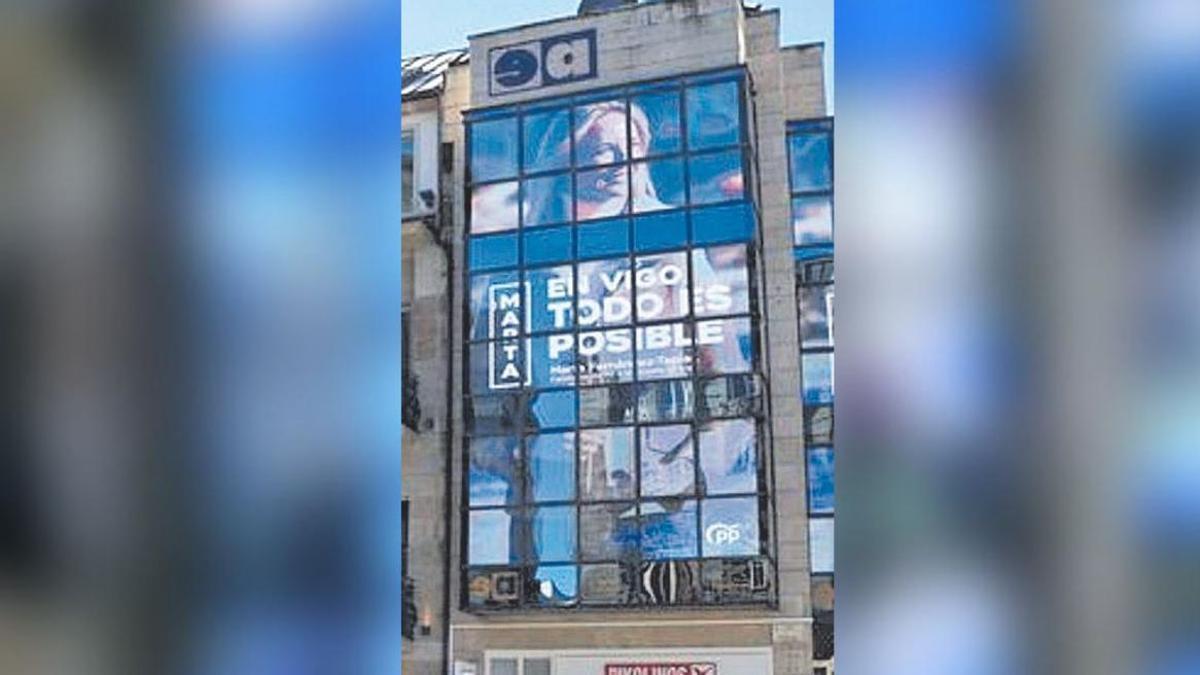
[604,664,716,675]
[489,30,598,96]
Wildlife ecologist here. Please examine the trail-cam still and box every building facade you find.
[403,2,832,674]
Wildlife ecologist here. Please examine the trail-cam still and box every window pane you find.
[579,427,635,501]
[807,446,835,514]
[698,418,757,495]
[578,258,633,328]
[469,436,521,506]
[635,323,693,381]
[528,431,575,502]
[809,518,834,573]
[530,333,576,389]
[578,329,635,385]
[799,285,834,348]
[523,226,573,266]
[471,181,519,233]
[580,503,639,560]
[470,116,518,181]
[402,131,415,215]
[805,404,834,445]
[468,509,517,565]
[470,340,526,395]
[490,659,518,675]
[686,80,740,150]
[528,265,574,333]
[691,202,754,244]
[532,505,576,563]
[580,563,635,605]
[812,576,835,613]
[637,379,694,423]
[792,195,832,245]
[635,252,690,321]
[578,217,630,259]
[689,151,744,204]
[527,389,577,431]
[522,173,572,227]
[698,374,759,419]
[701,496,759,557]
[579,384,635,426]
[692,244,750,317]
[531,565,577,607]
[802,352,834,406]
[790,132,831,191]
[575,100,629,167]
[525,659,552,675]
[640,424,695,497]
[469,233,518,270]
[634,210,687,252]
[469,271,520,342]
[695,316,754,375]
[466,394,521,435]
[576,165,630,221]
[631,158,685,212]
[631,90,681,158]
[523,108,571,173]
[640,499,698,559]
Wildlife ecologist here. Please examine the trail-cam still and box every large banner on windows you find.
[478,245,754,392]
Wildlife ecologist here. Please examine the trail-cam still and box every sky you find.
[402,0,834,108]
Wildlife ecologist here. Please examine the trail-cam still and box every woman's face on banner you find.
[576,109,631,219]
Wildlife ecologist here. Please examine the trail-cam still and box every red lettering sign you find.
[604,663,716,675]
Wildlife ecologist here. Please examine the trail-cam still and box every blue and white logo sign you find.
[488,30,598,96]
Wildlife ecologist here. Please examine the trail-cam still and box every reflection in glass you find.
[529,431,575,503]
[635,251,689,321]
[698,374,758,419]
[471,116,518,182]
[686,80,740,150]
[632,89,681,158]
[632,159,685,212]
[579,427,635,501]
[530,333,576,389]
[807,446,834,513]
[701,496,759,557]
[579,384,635,426]
[804,404,834,446]
[523,226,573,266]
[469,436,520,506]
[469,270,519,341]
[471,181,519,233]
[528,389,576,430]
[634,210,687,252]
[699,419,757,495]
[692,244,749,317]
[637,379,694,423]
[578,329,635,385]
[640,425,695,497]
[468,509,516,565]
[523,108,571,173]
[531,565,578,606]
[469,233,519,271]
[695,317,753,375]
[792,195,832,245]
[580,503,639,560]
[689,151,744,204]
[528,265,574,333]
[799,285,834,348]
[577,258,633,328]
[467,393,521,435]
[790,132,832,192]
[809,518,834,573]
[580,564,634,605]
[640,499,698,559]
[532,506,576,563]
[522,174,572,227]
[802,352,834,406]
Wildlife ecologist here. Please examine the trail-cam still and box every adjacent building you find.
[403,2,833,673]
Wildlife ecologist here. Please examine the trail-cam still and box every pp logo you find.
[705,523,742,546]
[488,30,597,95]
